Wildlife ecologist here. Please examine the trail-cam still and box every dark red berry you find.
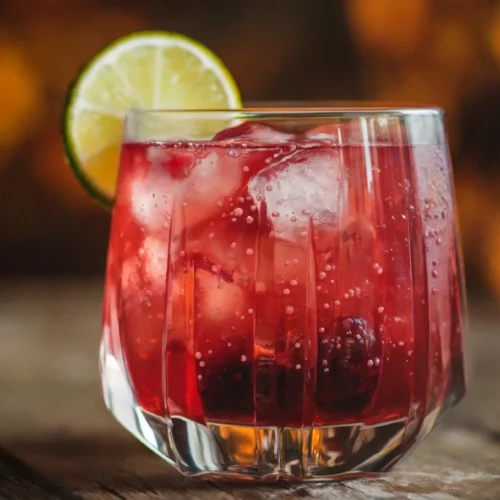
[316,316,382,413]
[195,343,254,423]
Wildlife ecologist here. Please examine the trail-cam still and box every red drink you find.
[101,115,466,479]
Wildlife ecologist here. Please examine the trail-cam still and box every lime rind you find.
[62,85,114,208]
[62,30,242,208]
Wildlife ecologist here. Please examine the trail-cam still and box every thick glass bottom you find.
[102,347,417,481]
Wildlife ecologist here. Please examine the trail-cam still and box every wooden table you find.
[1,281,499,499]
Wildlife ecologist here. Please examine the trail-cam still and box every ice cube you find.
[166,266,249,358]
[180,127,293,229]
[128,148,245,233]
[305,123,361,145]
[184,192,259,282]
[340,216,377,261]
[129,163,176,232]
[214,122,297,144]
[264,238,306,283]
[189,229,254,283]
[141,237,169,288]
[120,236,172,307]
[196,268,248,325]
[247,149,342,244]
[121,256,141,297]
[187,220,310,287]
[129,125,297,232]
[120,254,164,356]
[182,151,245,228]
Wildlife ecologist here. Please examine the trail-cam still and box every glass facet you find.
[100,107,466,481]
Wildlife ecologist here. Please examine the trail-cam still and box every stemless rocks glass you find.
[100,107,466,481]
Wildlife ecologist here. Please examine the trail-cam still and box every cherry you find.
[316,316,382,413]
[196,347,254,423]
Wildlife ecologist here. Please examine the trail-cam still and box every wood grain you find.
[1,280,499,499]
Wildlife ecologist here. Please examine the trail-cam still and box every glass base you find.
[101,346,414,481]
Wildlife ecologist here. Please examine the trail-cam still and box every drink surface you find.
[102,123,465,430]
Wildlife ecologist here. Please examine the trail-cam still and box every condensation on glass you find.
[100,107,466,481]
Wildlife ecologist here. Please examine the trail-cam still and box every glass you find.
[100,106,466,481]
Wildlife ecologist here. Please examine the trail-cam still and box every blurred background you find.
[0,0,499,299]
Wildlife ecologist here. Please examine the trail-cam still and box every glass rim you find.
[126,102,443,119]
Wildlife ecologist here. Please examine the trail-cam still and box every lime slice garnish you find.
[62,31,241,207]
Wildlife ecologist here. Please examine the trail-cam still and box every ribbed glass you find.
[100,106,466,481]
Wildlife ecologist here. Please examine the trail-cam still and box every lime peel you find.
[62,30,241,207]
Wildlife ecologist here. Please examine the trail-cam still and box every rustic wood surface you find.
[1,280,499,499]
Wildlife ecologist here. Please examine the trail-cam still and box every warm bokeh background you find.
[1,0,499,298]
